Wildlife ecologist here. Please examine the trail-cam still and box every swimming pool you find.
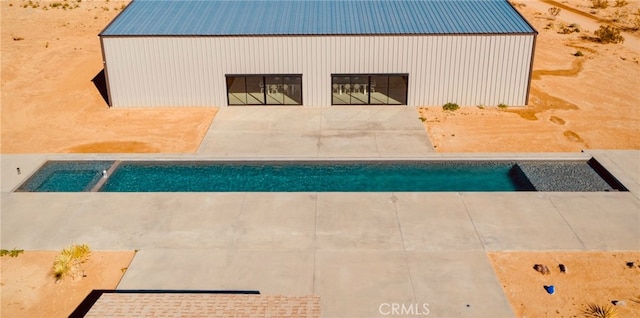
[16,161,114,192]
[15,159,627,192]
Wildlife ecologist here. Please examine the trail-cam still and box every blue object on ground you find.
[544,285,555,294]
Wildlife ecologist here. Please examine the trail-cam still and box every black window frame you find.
[226,74,303,106]
[331,74,408,106]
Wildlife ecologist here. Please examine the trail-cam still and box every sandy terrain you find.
[1,0,639,316]
[489,251,640,317]
[421,0,640,152]
[1,250,135,317]
[1,0,638,154]
[1,0,216,153]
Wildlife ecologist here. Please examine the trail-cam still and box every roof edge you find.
[98,0,134,37]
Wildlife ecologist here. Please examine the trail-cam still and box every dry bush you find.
[548,7,561,18]
[594,25,625,43]
[559,23,581,34]
[582,303,618,318]
[22,0,39,8]
[592,0,609,9]
[47,0,80,10]
[611,9,630,23]
[52,244,91,281]
[614,0,628,7]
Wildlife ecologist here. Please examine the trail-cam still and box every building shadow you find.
[92,69,110,106]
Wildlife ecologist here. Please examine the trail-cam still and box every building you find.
[99,0,537,107]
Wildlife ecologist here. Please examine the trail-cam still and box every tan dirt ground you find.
[1,0,216,153]
[421,0,640,152]
[1,0,639,317]
[1,0,638,154]
[1,251,135,317]
[489,251,640,317]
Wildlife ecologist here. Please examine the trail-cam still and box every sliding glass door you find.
[331,74,408,105]
[226,74,302,105]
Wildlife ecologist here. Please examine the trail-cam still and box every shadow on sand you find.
[92,69,110,106]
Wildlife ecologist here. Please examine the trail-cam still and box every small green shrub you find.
[442,102,459,111]
[497,103,508,109]
[1,249,24,257]
[574,50,584,56]
[594,25,625,43]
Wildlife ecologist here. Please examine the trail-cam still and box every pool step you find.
[90,160,122,192]
[517,161,615,192]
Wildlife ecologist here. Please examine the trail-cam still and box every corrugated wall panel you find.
[102,34,534,107]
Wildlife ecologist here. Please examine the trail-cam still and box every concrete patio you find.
[197,106,435,157]
[1,107,638,317]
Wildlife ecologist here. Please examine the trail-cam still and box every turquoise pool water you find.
[100,161,532,192]
[17,160,624,192]
[16,161,113,192]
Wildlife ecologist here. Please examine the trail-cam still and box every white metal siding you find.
[102,35,534,107]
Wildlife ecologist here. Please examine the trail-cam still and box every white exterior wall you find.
[101,35,534,107]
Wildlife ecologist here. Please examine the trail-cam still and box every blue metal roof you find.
[100,0,536,36]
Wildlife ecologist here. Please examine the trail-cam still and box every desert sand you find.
[1,0,216,153]
[489,251,640,317]
[1,0,639,317]
[1,0,638,154]
[422,0,640,152]
[1,250,135,317]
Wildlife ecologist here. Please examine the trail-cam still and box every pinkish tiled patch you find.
[85,293,320,318]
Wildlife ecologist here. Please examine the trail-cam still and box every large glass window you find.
[331,74,408,105]
[226,74,302,106]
